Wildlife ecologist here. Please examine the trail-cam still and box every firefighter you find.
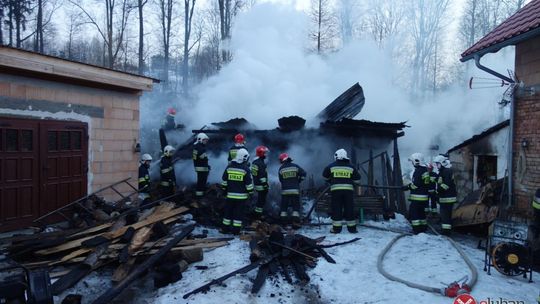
[159,145,176,199]
[193,133,210,198]
[228,133,246,162]
[138,153,153,206]
[162,108,177,130]
[403,153,430,234]
[531,188,540,237]
[427,162,439,216]
[434,155,457,235]
[322,149,361,234]
[251,145,269,219]
[221,148,254,235]
[278,153,306,227]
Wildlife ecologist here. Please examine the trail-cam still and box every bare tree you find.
[4,0,32,47]
[337,0,358,46]
[70,0,134,68]
[309,0,337,54]
[156,0,175,84]
[366,0,405,47]
[406,0,450,95]
[137,0,148,74]
[218,0,241,62]
[182,0,196,96]
[33,0,60,53]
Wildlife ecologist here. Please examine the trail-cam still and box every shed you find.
[0,46,156,231]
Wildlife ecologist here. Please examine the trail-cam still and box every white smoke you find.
[186,3,511,156]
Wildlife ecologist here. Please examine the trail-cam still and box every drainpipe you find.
[474,54,515,207]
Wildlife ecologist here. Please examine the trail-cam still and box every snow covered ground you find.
[58,214,539,304]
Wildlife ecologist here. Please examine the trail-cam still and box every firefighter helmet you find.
[408,152,425,167]
[433,155,451,168]
[279,153,290,163]
[141,154,153,162]
[163,145,175,157]
[234,133,245,144]
[167,108,177,116]
[256,145,269,157]
[196,133,209,143]
[233,148,249,163]
[334,148,349,160]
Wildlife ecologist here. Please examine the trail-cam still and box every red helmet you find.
[279,153,289,163]
[256,145,269,157]
[234,133,245,144]
[167,108,177,115]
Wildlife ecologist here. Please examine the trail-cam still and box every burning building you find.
[0,46,157,232]
[167,83,408,214]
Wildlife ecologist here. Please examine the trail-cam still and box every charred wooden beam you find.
[91,224,195,304]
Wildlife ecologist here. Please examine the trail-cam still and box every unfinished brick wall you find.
[513,35,540,212]
[0,75,140,200]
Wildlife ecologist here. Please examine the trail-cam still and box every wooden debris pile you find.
[183,222,360,299]
[1,202,232,303]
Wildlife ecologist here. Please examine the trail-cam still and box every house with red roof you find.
[461,0,540,218]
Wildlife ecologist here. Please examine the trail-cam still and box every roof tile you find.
[461,0,540,58]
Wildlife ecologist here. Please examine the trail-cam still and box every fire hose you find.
[376,223,478,297]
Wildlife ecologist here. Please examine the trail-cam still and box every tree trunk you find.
[8,3,13,46]
[317,0,322,54]
[106,0,114,68]
[183,0,196,97]
[138,0,144,75]
[35,0,43,52]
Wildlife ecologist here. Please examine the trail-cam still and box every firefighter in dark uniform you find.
[228,133,246,162]
[162,108,177,130]
[403,153,431,234]
[193,133,210,198]
[221,148,254,235]
[434,155,456,235]
[159,145,176,198]
[322,149,361,234]
[278,153,306,226]
[251,145,269,219]
[138,153,153,207]
[428,162,439,215]
[532,188,540,237]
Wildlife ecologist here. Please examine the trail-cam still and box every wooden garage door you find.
[0,117,88,232]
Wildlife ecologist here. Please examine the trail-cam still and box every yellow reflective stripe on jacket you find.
[439,197,457,203]
[330,184,354,191]
[260,177,267,183]
[161,167,173,173]
[533,197,540,210]
[246,183,254,191]
[440,183,450,190]
[227,192,249,199]
[409,183,418,190]
[160,181,170,186]
[195,166,209,172]
[280,167,298,178]
[409,194,429,201]
[255,185,266,191]
[139,177,148,183]
[251,165,259,176]
[330,166,353,178]
[282,189,300,195]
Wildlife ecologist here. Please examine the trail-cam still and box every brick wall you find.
[513,35,540,213]
[0,75,140,200]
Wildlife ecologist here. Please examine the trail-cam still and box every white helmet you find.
[408,152,425,167]
[141,153,152,161]
[196,133,209,143]
[433,155,446,164]
[233,148,249,164]
[163,145,175,157]
[334,148,349,160]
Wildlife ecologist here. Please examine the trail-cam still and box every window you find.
[48,131,57,151]
[71,131,81,150]
[60,131,70,150]
[6,129,18,151]
[21,130,33,151]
